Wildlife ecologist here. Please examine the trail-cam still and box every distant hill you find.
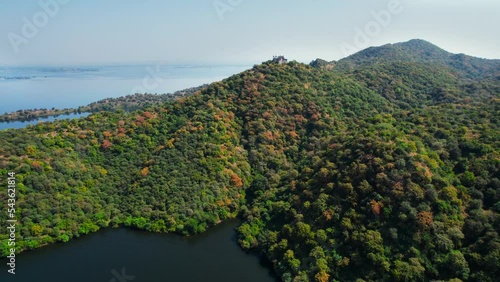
[340,39,451,65]
[313,39,500,79]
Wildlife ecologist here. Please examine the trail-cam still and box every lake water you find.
[0,220,277,282]
[0,64,250,114]
[0,112,90,131]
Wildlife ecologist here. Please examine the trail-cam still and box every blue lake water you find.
[0,112,90,131]
[0,64,250,114]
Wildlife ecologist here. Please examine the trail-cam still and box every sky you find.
[0,0,499,66]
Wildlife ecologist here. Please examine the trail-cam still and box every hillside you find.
[313,39,500,80]
[1,41,499,281]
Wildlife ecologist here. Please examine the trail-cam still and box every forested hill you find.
[1,41,499,281]
[313,39,500,79]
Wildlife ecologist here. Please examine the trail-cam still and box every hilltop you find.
[312,39,500,79]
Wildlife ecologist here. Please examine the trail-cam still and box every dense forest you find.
[0,39,498,281]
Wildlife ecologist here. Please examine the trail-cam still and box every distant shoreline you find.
[0,84,207,123]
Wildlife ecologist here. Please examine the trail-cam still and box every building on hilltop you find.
[272,55,288,64]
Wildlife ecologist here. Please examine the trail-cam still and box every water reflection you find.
[0,112,90,130]
[0,220,277,282]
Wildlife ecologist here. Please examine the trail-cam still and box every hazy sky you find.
[0,0,499,66]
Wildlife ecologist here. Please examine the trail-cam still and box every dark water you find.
[0,220,277,282]
[0,112,90,130]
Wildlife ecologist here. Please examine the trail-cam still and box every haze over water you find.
[0,64,250,114]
